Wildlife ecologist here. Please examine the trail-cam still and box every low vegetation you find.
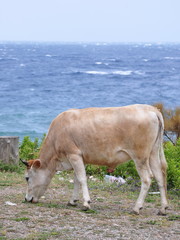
[0,167,179,239]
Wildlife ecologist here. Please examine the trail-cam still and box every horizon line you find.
[0,40,180,45]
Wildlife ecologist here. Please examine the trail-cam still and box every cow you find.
[21,104,168,215]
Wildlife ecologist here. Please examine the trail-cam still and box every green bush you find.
[19,135,45,160]
[113,161,138,178]
[0,160,23,173]
[164,138,180,190]
[86,165,107,179]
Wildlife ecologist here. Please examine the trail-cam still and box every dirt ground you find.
[0,173,179,240]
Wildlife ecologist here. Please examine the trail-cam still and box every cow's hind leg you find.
[133,158,152,214]
[150,148,168,215]
[68,154,91,210]
[68,172,80,207]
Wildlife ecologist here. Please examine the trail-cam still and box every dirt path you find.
[0,175,179,240]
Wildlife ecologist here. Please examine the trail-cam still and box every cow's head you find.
[21,159,51,203]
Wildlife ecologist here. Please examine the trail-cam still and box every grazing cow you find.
[22,104,168,215]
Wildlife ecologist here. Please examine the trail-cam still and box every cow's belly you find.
[83,147,131,168]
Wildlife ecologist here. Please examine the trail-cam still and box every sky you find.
[0,0,180,43]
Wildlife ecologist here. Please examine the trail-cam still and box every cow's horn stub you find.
[20,159,29,167]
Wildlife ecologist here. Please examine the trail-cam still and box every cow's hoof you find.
[82,205,90,211]
[67,201,78,207]
[132,210,139,215]
[132,207,141,215]
[157,210,167,216]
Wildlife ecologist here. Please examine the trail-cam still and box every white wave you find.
[83,70,144,76]
[95,62,109,66]
[143,59,149,62]
[134,70,145,75]
[164,57,180,60]
[45,54,52,57]
[112,70,132,76]
[20,63,25,67]
[85,71,108,75]
[82,70,144,76]
[164,57,174,60]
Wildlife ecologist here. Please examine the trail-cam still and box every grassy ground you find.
[0,171,179,240]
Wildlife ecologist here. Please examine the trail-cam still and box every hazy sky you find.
[0,0,180,42]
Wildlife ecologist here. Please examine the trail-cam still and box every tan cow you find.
[22,104,168,215]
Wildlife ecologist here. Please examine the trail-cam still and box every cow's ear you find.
[32,159,41,169]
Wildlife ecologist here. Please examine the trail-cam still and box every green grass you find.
[0,161,23,173]
[25,231,61,240]
[0,171,24,188]
[167,215,180,221]
[0,169,179,240]
[146,220,159,225]
[81,209,98,214]
[12,217,30,222]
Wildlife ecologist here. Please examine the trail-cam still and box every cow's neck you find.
[39,137,58,176]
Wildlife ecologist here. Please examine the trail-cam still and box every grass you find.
[36,202,65,209]
[81,209,98,214]
[12,217,30,222]
[167,215,180,221]
[24,231,61,240]
[0,170,180,239]
[146,220,161,225]
[0,172,24,187]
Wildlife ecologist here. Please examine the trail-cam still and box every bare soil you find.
[0,173,179,240]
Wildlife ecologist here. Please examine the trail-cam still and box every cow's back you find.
[48,104,161,167]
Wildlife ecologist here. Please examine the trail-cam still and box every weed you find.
[145,195,157,203]
[46,203,62,208]
[96,198,104,202]
[167,215,180,221]
[26,231,61,240]
[82,209,98,214]
[20,211,29,215]
[146,220,159,225]
[0,161,22,173]
[12,217,30,222]
[0,237,7,240]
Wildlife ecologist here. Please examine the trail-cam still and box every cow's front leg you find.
[68,154,91,210]
[68,172,80,206]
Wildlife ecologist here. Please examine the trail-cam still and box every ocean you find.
[0,42,180,141]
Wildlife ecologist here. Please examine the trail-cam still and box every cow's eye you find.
[25,177,29,182]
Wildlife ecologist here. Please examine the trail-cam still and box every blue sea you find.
[0,42,180,141]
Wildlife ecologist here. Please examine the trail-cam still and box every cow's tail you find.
[156,110,168,193]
